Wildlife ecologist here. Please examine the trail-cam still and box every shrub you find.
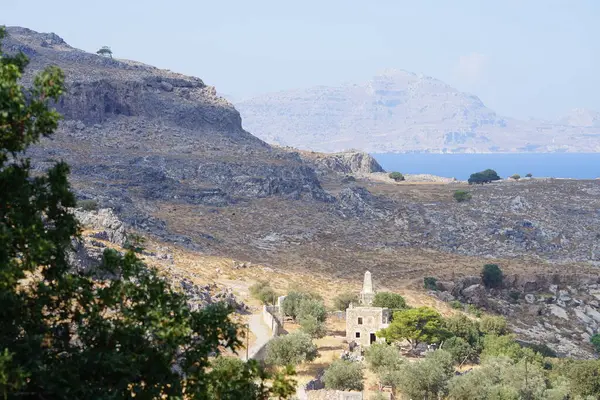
[468,169,501,185]
[521,342,557,358]
[249,280,278,305]
[77,199,98,211]
[389,171,405,182]
[282,291,316,320]
[265,331,318,366]
[123,233,146,253]
[526,173,533,178]
[423,276,438,290]
[479,315,508,335]
[466,304,482,317]
[481,334,523,361]
[298,298,327,323]
[511,174,520,180]
[442,337,477,365]
[333,291,358,311]
[508,290,520,302]
[444,314,480,346]
[298,314,327,338]
[372,292,407,310]
[364,343,404,376]
[450,300,463,310]
[591,334,600,353]
[481,264,503,288]
[322,360,364,391]
[391,350,454,399]
[453,190,472,203]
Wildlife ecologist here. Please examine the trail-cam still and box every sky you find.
[2,0,599,120]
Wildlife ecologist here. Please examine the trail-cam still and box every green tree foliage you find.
[0,28,293,399]
[423,276,438,290]
[298,314,327,338]
[391,350,454,399]
[208,357,296,399]
[444,314,480,346]
[378,307,450,349]
[250,280,278,305]
[511,174,521,180]
[453,190,472,202]
[443,336,478,365]
[298,298,327,322]
[123,232,146,253]
[372,291,407,310]
[481,334,525,362]
[448,356,551,400]
[388,171,405,181]
[450,300,464,309]
[296,297,327,338]
[555,359,600,398]
[468,169,501,185]
[322,360,364,392]
[591,333,600,353]
[96,45,113,58]
[364,343,404,386]
[526,173,533,178]
[333,291,358,311]
[265,332,318,367]
[282,291,319,321]
[480,315,508,335]
[481,263,503,288]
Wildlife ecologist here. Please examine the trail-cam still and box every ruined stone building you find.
[346,271,390,347]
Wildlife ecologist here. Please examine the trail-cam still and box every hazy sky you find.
[2,0,599,120]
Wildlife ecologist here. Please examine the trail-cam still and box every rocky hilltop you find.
[235,69,600,153]
[5,26,333,244]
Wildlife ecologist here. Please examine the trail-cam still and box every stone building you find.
[346,271,390,347]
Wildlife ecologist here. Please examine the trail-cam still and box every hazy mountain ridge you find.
[235,69,600,153]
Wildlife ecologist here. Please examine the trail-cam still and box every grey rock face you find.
[73,208,128,246]
[6,26,331,244]
[235,69,600,153]
[300,151,385,175]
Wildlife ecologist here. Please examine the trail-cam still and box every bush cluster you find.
[468,168,501,185]
[388,171,405,181]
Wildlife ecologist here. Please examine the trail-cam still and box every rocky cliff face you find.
[5,27,330,242]
[292,150,385,176]
[435,273,600,358]
[235,69,600,153]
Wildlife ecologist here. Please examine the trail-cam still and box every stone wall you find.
[263,305,283,336]
[305,390,363,400]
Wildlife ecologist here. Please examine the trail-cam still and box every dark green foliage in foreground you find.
[0,27,294,399]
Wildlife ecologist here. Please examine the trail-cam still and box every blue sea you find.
[372,153,600,180]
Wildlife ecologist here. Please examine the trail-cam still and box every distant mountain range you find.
[235,69,600,153]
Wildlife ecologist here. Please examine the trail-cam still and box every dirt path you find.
[244,312,273,360]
